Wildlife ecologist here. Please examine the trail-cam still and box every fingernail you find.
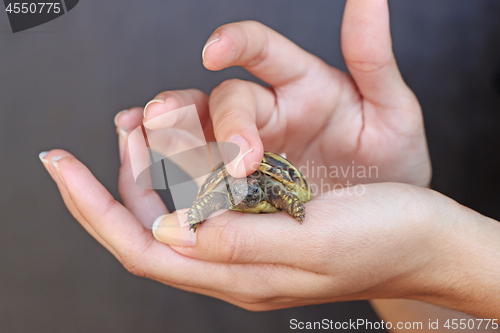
[39,151,48,164]
[226,134,253,177]
[118,127,129,164]
[144,98,165,119]
[114,109,129,127]
[202,34,221,63]
[118,126,129,138]
[152,212,197,246]
[51,156,66,186]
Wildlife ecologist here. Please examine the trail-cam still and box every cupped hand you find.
[144,0,431,187]
[40,140,455,311]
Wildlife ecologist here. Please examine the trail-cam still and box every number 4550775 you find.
[5,3,61,14]
[444,318,498,330]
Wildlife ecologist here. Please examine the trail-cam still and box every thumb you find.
[151,202,322,269]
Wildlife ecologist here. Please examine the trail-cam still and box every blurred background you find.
[1,0,499,332]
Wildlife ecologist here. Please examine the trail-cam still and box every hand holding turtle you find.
[40,0,500,321]
[144,0,431,233]
[40,146,500,318]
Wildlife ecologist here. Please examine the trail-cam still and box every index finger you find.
[202,21,329,87]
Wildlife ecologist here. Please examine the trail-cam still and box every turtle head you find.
[229,177,262,209]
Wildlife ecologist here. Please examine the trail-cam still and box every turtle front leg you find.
[267,184,306,224]
[186,191,231,232]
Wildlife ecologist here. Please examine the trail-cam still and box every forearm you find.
[425,200,500,319]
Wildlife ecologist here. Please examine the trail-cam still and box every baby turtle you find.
[186,152,313,232]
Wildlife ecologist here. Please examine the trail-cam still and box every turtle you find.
[186,151,313,232]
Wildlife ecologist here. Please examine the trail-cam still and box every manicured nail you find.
[202,34,221,63]
[118,127,128,164]
[114,109,129,127]
[39,151,48,164]
[51,156,66,186]
[227,134,253,177]
[143,98,165,119]
[152,212,197,246]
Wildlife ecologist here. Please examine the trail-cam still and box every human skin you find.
[40,0,500,325]
[40,147,500,320]
[143,2,431,187]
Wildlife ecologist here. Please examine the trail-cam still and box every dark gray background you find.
[1,0,500,332]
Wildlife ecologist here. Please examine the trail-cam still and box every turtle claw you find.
[295,214,304,225]
[292,204,306,225]
[185,209,200,233]
[189,222,201,233]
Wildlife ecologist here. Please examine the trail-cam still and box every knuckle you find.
[232,294,267,306]
[216,222,242,262]
[228,284,273,305]
[210,85,258,138]
[213,218,256,263]
[346,57,394,74]
[228,285,276,310]
[239,20,263,28]
[233,21,270,68]
[121,257,148,278]
[117,236,154,279]
[212,78,246,96]
[213,107,241,134]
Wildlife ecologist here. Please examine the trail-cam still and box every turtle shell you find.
[196,152,313,213]
[258,152,312,203]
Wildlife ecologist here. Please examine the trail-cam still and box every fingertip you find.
[202,34,221,64]
[151,215,164,235]
[43,149,74,172]
[152,211,197,247]
[143,94,184,121]
[114,107,144,129]
[39,151,49,164]
[114,109,129,127]
[43,152,93,187]
[39,150,75,188]
[224,134,264,178]
[342,0,391,64]
[143,98,166,120]
[202,29,238,71]
[143,90,208,121]
[241,143,264,176]
[48,154,78,180]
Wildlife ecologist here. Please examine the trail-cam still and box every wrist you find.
[407,191,500,318]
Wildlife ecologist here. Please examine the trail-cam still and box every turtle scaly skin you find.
[186,152,313,232]
[266,182,306,224]
[186,192,231,232]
